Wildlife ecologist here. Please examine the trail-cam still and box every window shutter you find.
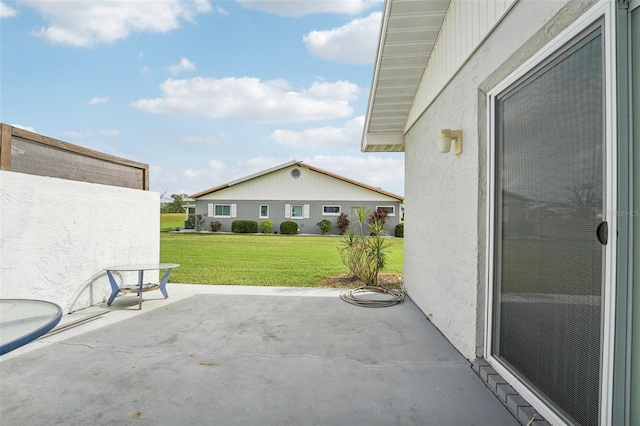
[284,204,291,218]
[231,204,237,218]
[303,204,310,218]
[207,203,213,217]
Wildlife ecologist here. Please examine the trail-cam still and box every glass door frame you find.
[485,2,619,425]
[622,2,639,425]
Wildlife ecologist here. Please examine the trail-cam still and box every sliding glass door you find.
[491,25,605,426]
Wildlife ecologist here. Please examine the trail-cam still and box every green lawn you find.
[160,232,403,287]
[160,213,185,232]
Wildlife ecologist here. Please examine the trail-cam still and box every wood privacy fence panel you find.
[0,124,148,190]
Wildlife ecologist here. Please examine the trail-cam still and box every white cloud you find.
[271,116,364,149]
[140,65,151,74]
[87,96,109,105]
[100,129,119,138]
[167,57,197,75]
[236,0,378,17]
[23,0,212,47]
[304,81,360,100]
[303,12,381,64]
[10,124,35,132]
[216,6,228,15]
[131,77,359,123]
[0,2,18,18]
[184,159,229,181]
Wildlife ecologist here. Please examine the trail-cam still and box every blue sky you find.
[0,0,405,199]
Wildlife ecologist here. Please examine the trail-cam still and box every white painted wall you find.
[0,170,159,312]
[403,0,581,359]
[406,0,516,131]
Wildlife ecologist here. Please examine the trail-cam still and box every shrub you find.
[337,208,390,286]
[280,221,298,235]
[369,208,389,227]
[395,222,404,238]
[187,214,205,231]
[317,219,332,235]
[261,220,273,234]
[336,212,350,235]
[210,221,222,232]
[338,230,390,286]
[231,220,258,233]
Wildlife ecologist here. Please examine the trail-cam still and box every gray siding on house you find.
[195,199,402,235]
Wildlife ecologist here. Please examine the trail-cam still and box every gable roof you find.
[189,160,404,201]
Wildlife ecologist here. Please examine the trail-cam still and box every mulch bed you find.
[314,273,403,289]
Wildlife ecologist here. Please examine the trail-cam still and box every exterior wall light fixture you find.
[439,129,463,155]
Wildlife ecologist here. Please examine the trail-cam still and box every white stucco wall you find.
[0,170,159,312]
[402,0,594,359]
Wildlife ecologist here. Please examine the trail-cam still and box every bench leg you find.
[159,268,173,299]
[106,270,120,306]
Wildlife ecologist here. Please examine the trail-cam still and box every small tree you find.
[338,207,390,287]
[317,219,332,235]
[161,193,188,213]
[194,214,205,231]
[336,213,350,235]
[369,207,389,228]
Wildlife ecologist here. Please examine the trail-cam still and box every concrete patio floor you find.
[0,284,518,426]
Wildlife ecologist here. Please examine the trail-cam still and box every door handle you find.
[596,221,608,245]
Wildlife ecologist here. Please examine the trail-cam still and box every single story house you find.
[362,1,637,425]
[188,161,404,235]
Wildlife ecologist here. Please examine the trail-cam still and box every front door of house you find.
[490,24,605,426]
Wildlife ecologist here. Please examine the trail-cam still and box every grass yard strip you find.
[160,213,185,232]
[160,232,403,287]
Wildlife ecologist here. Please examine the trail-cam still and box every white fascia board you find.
[361,0,393,152]
[362,131,405,152]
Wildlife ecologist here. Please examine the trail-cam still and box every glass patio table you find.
[105,263,180,310]
[0,299,62,355]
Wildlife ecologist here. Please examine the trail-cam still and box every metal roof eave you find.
[361,0,451,153]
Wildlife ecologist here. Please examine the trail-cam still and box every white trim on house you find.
[376,205,396,216]
[259,204,269,219]
[322,205,341,216]
[213,203,237,218]
[291,205,303,219]
[484,3,617,425]
[288,204,310,220]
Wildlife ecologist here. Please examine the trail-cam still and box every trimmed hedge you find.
[395,222,404,238]
[232,220,258,234]
[280,221,299,235]
[261,220,273,234]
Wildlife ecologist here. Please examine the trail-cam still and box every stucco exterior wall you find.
[0,170,159,312]
[403,0,581,360]
[196,200,402,235]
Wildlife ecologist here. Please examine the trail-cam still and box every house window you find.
[376,206,395,216]
[260,205,269,218]
[322,205,341,216]
[291,205,303,218]
[214,204,231,218]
